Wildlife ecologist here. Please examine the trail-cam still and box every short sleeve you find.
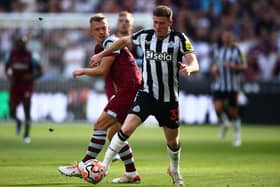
[178,32,194,54]
[132,29,144,46]
[103,36,120,55]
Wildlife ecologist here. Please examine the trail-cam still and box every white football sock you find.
[167,145,181,172]
[232,118,241,146]
[103,133,126,171]
[125,171,137,177]
[233,118,241,132]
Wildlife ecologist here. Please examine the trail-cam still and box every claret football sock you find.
[16,120,22,135]
[82,130,107,162]
[119,143,136,172]
[23,120,30,138]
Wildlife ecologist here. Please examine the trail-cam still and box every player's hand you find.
[210,64,218,80]
[72,69,84,78]
[89,54,102,67]
[178,62,191,76]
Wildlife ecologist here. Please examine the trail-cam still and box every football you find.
[81,159,106,184]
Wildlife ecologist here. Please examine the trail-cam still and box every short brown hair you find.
[89,13,106,23]
[153,5,173,20]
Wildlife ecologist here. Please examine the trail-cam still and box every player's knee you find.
[94,122,107,130]
[94,119,115,130]
[121,126,134,137]
[167,139,180,149]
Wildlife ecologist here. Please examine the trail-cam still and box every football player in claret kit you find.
[58,13,142,184]
[105,11,138,162]
[5,37,42,143]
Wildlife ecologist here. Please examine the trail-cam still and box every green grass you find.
[0,122,280,187]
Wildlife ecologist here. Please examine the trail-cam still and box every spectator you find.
[246,28,280,82]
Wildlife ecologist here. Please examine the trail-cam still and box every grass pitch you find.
[0,122,280,187]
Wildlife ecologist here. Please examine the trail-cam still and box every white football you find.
[81,159,106,184]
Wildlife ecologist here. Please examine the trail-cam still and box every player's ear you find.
[169,19,173,27]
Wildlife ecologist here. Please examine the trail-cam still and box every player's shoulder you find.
[133,29,154,37]
[232,43,241,50]
[172,30,190,40]
[102,36,117,48]
[31,52,40,62]
[212,43,219,49]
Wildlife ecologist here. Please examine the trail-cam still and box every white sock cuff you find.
[125,171,137,177]
[167,145,181,161]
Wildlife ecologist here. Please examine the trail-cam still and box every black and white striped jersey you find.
[210,43,246,92]
[132,29,194,102]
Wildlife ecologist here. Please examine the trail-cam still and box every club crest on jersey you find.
[132,105,140,113]
[168,41,175,48]
[145,50,172,61]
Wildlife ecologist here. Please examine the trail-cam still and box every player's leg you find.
[156,100,184,186]
[104,120,140,183]
[106,88,141,183]
[9,93,22,136]
[213,92,230,139]
[103,91,150,174]
[108,119,141,184]
[227,106,241,146]
[163,127,184,186]
[58,111,116,177]
[107,125,121,161]
[22,96,31,143]
[82,112,116,161]
[227,92,241,146]
[103,114,142,172]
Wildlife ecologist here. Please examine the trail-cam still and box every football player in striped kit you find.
[210,28,247,146]
[90,5,199,186]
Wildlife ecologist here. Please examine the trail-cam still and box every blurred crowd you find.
[1,0,280,82]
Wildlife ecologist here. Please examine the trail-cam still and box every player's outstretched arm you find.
[89,36,131,67]
[73,68,85,78]
[74,56,115,78]
[73,68,103,78]
[179,53,199,76]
